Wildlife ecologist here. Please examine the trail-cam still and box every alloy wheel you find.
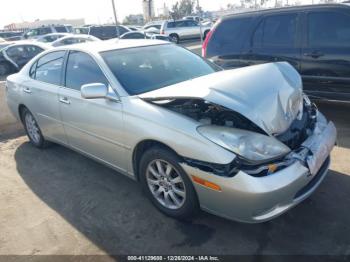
[24,112,41,144]
[146,159,186,210]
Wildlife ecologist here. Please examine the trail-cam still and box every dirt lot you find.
[0,89,350,255]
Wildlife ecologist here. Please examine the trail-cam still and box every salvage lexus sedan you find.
[6,40,336,223]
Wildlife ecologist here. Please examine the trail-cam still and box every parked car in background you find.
[6,40,336,223]
[127,26,142,31]
[51,35,100,47]
[23,25,72,39]
[36,33,71,43]
[203,4,350,101]
[88,25,131,40]
[160,19,211,43]
[183,16,201,22]
[142,21,163,34]
[119,31,170,42]
[0,31,23,41]
[73,27,89,35]
[0,42,48,75]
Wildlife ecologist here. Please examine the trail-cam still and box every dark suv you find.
[203,4,350,101]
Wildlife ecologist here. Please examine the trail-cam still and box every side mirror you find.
[81,83,108,99]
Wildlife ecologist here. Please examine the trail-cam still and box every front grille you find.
[294,156,330,199]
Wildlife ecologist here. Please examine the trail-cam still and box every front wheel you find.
[139,147,199,220]
[21,108,50,148]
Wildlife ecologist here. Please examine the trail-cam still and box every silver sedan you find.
[6,40,336,223]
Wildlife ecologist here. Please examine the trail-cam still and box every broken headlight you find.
[197,125,291,162]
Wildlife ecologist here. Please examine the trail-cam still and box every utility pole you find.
[148,0,152,21]
[111,0,120,37]
[196,0,203,45]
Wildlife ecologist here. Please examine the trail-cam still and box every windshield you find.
[101,44,220,95]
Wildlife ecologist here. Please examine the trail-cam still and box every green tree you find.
[170,0,195,20]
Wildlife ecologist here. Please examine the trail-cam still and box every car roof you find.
[7,41,50,49]
[222,3,350,20]
[52,39,170,53]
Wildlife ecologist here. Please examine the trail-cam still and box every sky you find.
[1,0,317,28]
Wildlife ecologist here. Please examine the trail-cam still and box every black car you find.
[88,25,130,40]
[0,42,46,75]
[203,4,350,101]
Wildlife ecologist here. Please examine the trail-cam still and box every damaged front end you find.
[140,62,336,179]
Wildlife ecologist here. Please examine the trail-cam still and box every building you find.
[142,0,155,21]
[4,18,85,31]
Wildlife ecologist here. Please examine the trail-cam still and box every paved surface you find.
[0,73,350,256]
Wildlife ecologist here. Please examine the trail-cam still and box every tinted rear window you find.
[54,26,67,33]
[252,14,297,47]
[308,11,350,47]
[206,17,252,57]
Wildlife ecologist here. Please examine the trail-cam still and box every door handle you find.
[304,51,324,59]
[59,97,70,105]
[23,87,32,94]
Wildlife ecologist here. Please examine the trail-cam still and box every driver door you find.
[59,50,127,173]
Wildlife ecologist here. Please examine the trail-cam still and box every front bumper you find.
[181,113,336,223]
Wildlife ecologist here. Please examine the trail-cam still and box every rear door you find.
[185,20,200,39]
[59,51,127,172]
[300,9,350,101]
[241,12,302,70]
[22,51,67,144]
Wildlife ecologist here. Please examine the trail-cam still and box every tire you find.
[0,62,11,76]
[169,34,180,44]
[139,146,199,220]
[21,108,50,148]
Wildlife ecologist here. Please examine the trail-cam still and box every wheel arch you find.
[132,139,181,181]
[18,104,28,123]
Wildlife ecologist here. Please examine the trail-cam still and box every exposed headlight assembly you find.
[197,125,291,162]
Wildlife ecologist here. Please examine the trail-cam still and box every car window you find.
[175,21,186,27]
[167,22,176,28]
[121,32,145,39]
[54,26,67,33]
[186,20,198,27]
[25,45,43,57]
[207,17,252,56]
[117,26,129,35]
[34,51,65,85]
[6,46,25,58]
[308,11,350,47]
[65,51,109,91]
[101,44,220,95]
[253,14,297,47]
[38,27,52,35]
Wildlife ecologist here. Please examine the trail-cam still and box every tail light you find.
[160,29,164,35]
[202,29,213,57]
[202,20,220,58]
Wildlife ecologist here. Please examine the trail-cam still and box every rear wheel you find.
[139,147,199,219]
[169,34,180,44]
[21,108,50,148]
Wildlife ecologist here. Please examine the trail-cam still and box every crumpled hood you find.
[140,62,303,135]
